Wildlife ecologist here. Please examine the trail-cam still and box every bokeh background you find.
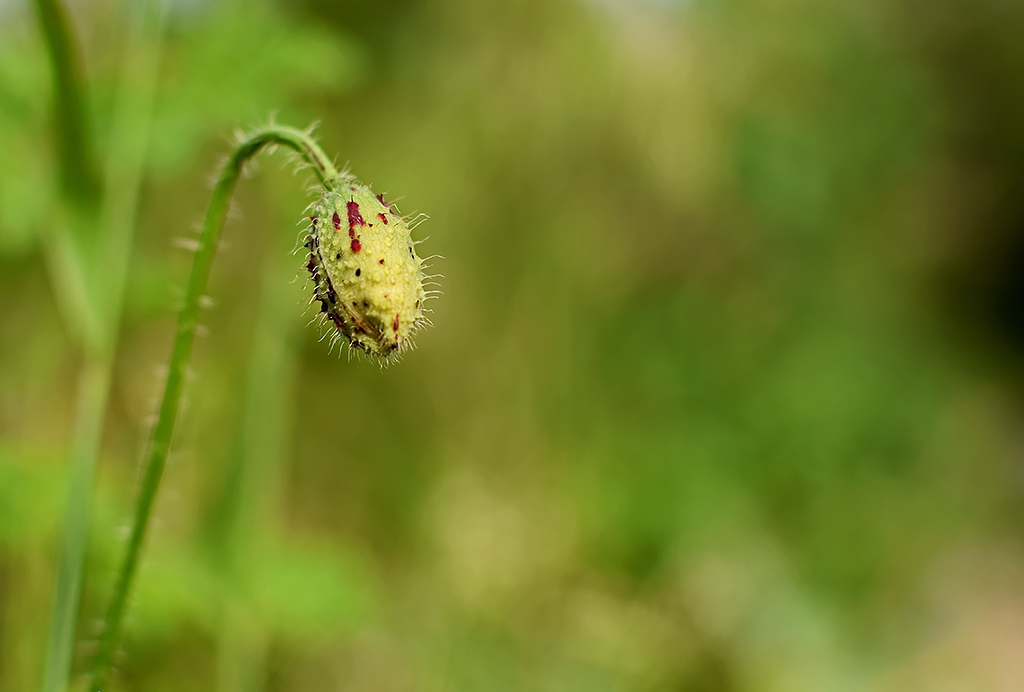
[3,0,1024,690]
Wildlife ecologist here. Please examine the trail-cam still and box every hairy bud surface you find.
[306,180,429,360]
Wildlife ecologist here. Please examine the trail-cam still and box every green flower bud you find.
[305,178,433,360]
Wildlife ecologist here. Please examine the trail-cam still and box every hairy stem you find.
[88,125,338,692]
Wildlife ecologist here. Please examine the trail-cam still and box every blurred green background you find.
[4,0,1024,690]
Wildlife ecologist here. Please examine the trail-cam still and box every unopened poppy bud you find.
[305,179,431,360]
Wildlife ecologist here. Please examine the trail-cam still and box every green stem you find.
[32,0,103,350]
[41,356,110,692]
[38,4,168,691]
[88,125,338,692]
[32,0,102,206]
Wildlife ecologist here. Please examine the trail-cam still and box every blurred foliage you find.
[3,0,1024,690]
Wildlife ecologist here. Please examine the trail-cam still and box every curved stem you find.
[88,125,337,692]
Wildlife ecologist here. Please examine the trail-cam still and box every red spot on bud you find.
[379,259,385,264]
[393,314,400,332]
[332,212,341,231]
[378,213,388,225]
[347,201,366,228]
[376,193,397,215]
[351,238,362,253]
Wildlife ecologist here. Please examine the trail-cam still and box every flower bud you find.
[305,179,430,360]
